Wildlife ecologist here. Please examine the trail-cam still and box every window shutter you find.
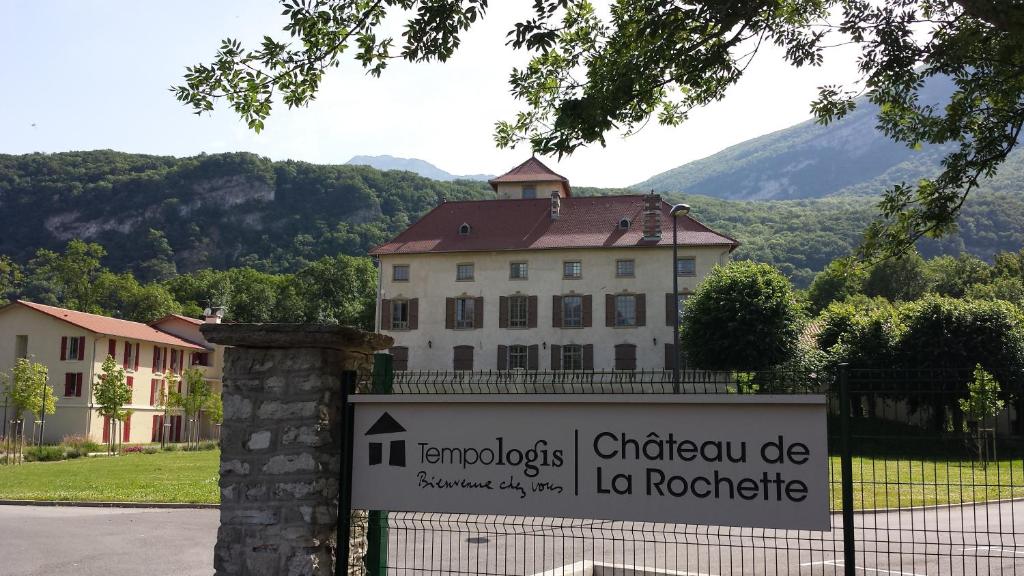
[605,295,615,327]
[381,299,392,330]
[108,339,117,359]
[162,348,167,373]
[152,347,159,372]
[102,416,110,443]
[527,345,539,371]
[152,415,160,442]
[123,413,132,442]
[528,296,538,328]
[170,350,177,374]
[122,342,130,369]
[583,295,593,327]
[445,298,455,330]
[126,376,134,392]
[60,337,67,361]
[78,337,86,360]
[583,344,594,370]
[552,296,562,328]
[664,343,675,371]
[150,379,157,405]
[550,345,561,371]
[64,373,74,396]
[615,344,637,371]
[409,299,419,330]
[474,297,484,328]
[497,345,508,370]
[76,373,83,397]
[499,296,508,329]
[133,344,140,371]
[666,293,675,326]
[636,294,647,327]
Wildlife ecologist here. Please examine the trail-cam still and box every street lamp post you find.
[670,203,691,393]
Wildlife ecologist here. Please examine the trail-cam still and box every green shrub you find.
[198,440,219,451]
[143,446,159,454]
[162,443,180,452]
[62,435,102,454]
[24,445,66,462]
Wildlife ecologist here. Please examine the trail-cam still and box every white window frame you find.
[676,257,697,277]
[66,336,80,361]
[508,296,529,329]
[391,300,410,330]
[563,261,582,279]
[455,298,475,329]
[456,263,475,282]
[508,345,528,370]
[615,295,637,327]
[509,262,528,280]
[562,295,583,328]
[562,344,583,370]
[615,259,635,278]
[392,264,410,282]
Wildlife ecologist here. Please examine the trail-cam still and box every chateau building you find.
[370,157,739,371]
[0,300,224,444]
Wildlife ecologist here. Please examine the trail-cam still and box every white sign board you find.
[350,394,829,530]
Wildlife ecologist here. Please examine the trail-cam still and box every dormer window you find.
[619,218,631,230]
[458,223,471,236]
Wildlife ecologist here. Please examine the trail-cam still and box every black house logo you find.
[366,412,406,467]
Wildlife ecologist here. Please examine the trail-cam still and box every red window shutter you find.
[77,337,86,360]
[170,350,177,374]
[122,342,130,369]
[76,373,83,397]
[102,416,110,443]
[108,339,116,359]
[162,348,167,373]
[149,379,157,405]
[177,379,182,394]
[64,373,74,396]
[152,347,159,372]
[60,337,68,361]
[133,344,140,371]
[126,376,134,390]
[123,414,131,442]
[151,415,159,442]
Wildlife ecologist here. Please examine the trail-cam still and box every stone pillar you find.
[201,324,392,576]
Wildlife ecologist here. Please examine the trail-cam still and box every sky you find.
[0,1,863,188]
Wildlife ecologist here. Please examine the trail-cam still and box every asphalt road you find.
[0,501,1021,575]
[0,506,217,576]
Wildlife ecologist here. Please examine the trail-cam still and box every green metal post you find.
[365,353,394,576]
[838,364,856,576]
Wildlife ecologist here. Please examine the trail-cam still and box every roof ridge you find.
[19,300,148,325]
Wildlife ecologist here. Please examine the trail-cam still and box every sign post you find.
[349,394,829,530]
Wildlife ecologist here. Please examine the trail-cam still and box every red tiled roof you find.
[488,157,571,194]
[369,195,739,256]
[8,301,206,350]
[152,313,204,326]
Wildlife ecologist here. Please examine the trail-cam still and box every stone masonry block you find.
[246,430,272,451]
[257,400,318,420]
[263,453,317,475]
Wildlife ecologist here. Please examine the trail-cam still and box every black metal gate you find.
[340,363,1023,576]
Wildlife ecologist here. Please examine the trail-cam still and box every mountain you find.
[1,150,1021,288]
[636,77,1024,200]
[345,155,492,181]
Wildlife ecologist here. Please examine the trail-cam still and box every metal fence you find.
[347,366,1023,576]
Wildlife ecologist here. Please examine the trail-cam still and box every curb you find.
[0,499,218,509]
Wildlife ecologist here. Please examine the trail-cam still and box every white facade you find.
[376,245,731,371]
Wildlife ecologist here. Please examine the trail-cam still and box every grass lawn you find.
[831,456,1024,511]
[0,450,1020,510]
[0,450,219,504]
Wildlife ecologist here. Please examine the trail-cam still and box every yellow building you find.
[0,301,224,444]
[370,157,740,371]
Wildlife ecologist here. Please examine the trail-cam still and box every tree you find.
[863,252,928,302]
[135,229,178,283]
[807,259,867,313]
[176,0,1024,261]
[0,255,23,305]
[680,261,802,371]
[24,240,107,312]
[168,368,213,449]
[290,255,377,328]
[93,355,133,453]
[924,254,992,298]
[5,358,56,441]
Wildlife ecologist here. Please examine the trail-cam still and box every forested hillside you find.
[1,151,1022,289]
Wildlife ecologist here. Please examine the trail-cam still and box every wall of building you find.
[377,245,731,371]
[494,181,568,200]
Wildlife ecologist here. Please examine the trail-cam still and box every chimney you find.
[550,192,561,220]
[642,192,662,240]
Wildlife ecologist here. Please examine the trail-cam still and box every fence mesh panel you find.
[350,368,1023,575]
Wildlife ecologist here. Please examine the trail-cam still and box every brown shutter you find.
[499,296,508,328]
[666,293,675,326]
[528,296,538,328]
[552,296,562,328]
[583,344,594,370]
[615,344,637,371]
[381,299,392,330]
[445,298,455,329]
[76,373,83,397]
[474,297,484,328]
[123,342,130,369]
[78,337,86,360]
[162,347,167,373]
[550,345,561,371]
[636,294,646,327]
[134,343,140,371]
[665,343,675,371]
[528,345,539,370]
[605,295,615,327]
[391,347,409,371]
[60,337,67,361]
[453,346,473,370]
[583,295,593,327]
[409,299,419,330]
[108,339,117,359]
[497,345,508,370]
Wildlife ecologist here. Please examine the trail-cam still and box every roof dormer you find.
[488,156,571,200]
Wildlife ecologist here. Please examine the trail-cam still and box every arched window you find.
[458,223,471,236]
[618,218,630,230]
